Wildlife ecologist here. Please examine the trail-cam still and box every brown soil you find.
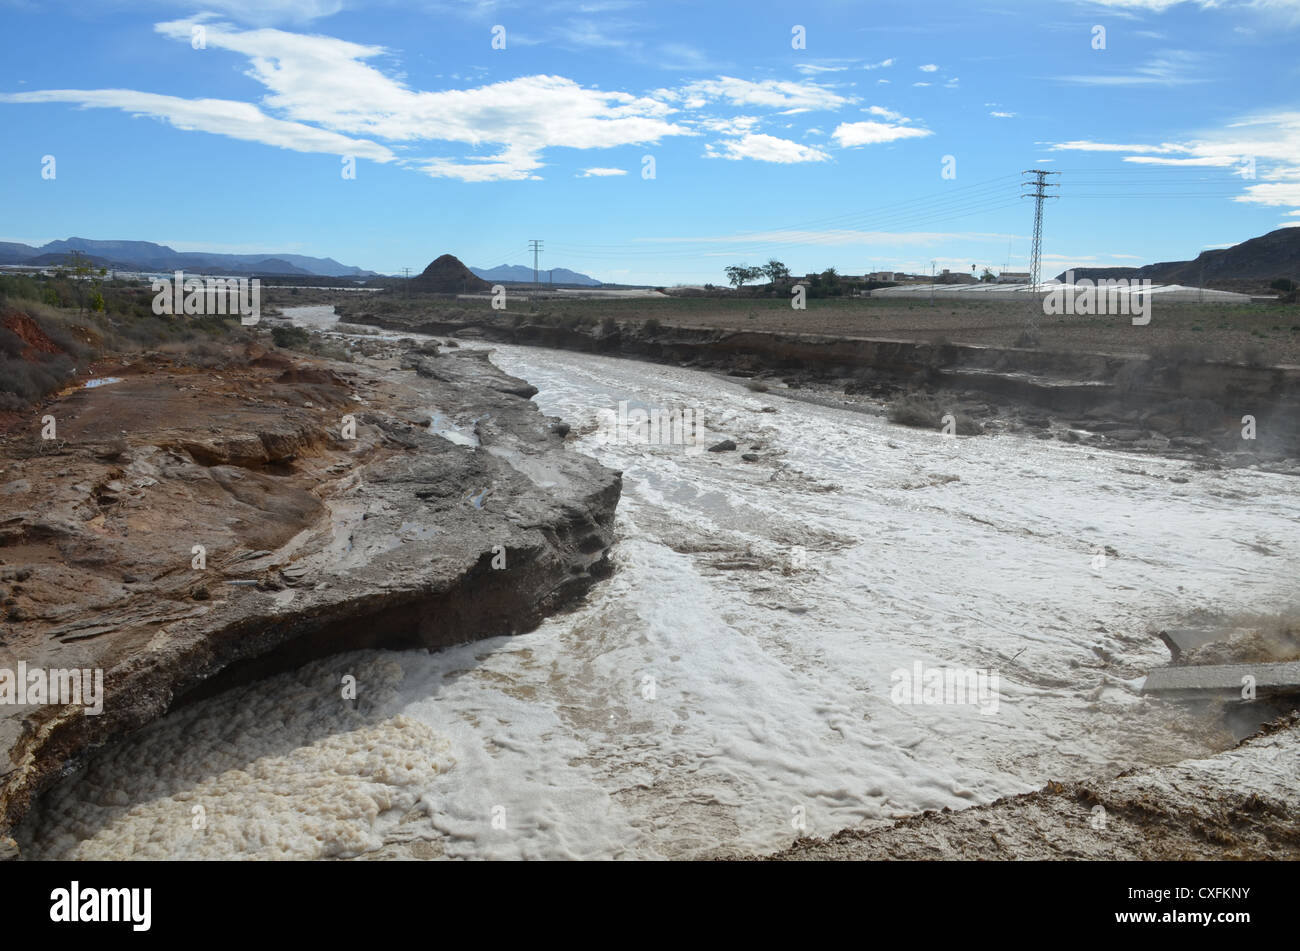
[1,310,62,361]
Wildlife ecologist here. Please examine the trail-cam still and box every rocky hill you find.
[1057,227,1300,290]
[471,264,601,286]
[410,254,491,293]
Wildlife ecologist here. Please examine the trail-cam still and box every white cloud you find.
[677,76,853,113]
[990,111,1016,118]
[71,19,696,180]
[165,0,343,25]
[1050,140,1190,153]
[705,133,830,163]
[1238,183,1300,206]
[0,87,396,161]
[863,58,895,69]
[697,114,762,135]
[865,105,906,121]
[831,121,932,147]
[919,64,939,72]
[578,166,628,176]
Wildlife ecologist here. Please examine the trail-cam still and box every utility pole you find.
[401,266,411,298]
[1021,169,1060,326]
[930,260,936,305]
[529,239,543,288]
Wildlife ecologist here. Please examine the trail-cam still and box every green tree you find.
[726,264,759,289]
[63,251,106,313]
[763,259,790,284]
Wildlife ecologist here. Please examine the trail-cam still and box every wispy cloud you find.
[1081,0,1300,27]
[1049,110,1300,211]
[0,87,397,161]
[1056,50,1208,85]
[675,76,854,113]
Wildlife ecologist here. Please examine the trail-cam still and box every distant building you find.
[937,269,977,284]
[997,271,1031,284]
[866,271,895,282]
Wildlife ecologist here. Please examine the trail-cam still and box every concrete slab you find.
[1143,661,1300,698]
[1164,627,1224,653]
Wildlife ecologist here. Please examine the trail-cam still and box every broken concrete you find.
[1143,661,1300,699]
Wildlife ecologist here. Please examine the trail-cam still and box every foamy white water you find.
[22,316,1300,859]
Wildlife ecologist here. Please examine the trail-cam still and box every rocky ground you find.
[0,333,620,857]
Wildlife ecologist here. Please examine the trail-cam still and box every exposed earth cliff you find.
[0,336,620,857]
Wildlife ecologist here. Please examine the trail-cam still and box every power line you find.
[528,238,543,287]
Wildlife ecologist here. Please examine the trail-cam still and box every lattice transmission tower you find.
[1021,169,1060,329]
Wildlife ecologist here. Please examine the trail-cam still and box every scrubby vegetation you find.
[887,393,982,435]
[0,272,264,412]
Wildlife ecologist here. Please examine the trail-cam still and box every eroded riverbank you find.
[14,305,1297,859]
[0,333,619,857]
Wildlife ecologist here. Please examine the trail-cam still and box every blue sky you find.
[1,0,1298,283]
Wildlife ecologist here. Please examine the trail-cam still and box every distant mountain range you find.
[470,264,601,286]
[0,237,379,278]
[1056,227,1300,285]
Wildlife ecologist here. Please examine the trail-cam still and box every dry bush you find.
[888,394,983,435]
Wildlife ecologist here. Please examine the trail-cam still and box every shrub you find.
[0,352,75,403]
[643,317,662,334]
[1150,341,1210,367]
[271,325,311,349]
[888,394,982,435]
[1238,342,1268,368]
